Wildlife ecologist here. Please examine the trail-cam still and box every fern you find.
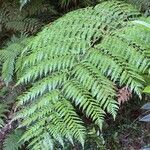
[125,0,150,15]
[0,1,40,33]
[0,34,30,85]
[14,1,150,149]
[21,0,57,17]
[0,103,8,128]
[3,129,24,150]
[0,0,57,34]
[142,20,150,93]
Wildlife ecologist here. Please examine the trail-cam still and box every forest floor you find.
[104,97,150,150]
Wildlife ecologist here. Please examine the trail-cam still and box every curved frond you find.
[15,1,150,148]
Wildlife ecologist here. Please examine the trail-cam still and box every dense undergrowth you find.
[0,0,150,149]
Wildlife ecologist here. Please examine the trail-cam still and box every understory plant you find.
[15,1,150,149]
[0,0,150,149]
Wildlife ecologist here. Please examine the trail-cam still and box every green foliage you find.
[0,1,40,33]
[143,86,150,93]
[0,87,7,98]
[3,129,24,150]
[0,0,57,35]
[140,19,150,93]
[126,0,150,15]
[0,103,8,128]
[133,20,150,28]
[12,1,150,149]
[0,34,30,85]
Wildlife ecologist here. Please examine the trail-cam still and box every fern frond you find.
[0,103,8,128]
[0,1,43,34]
[15,1,150,148]
[16,91,86,148]
[0,34,30,85]
[17,72,67,106]
[63,80,106,129]
[3,129,24,150]
[18,54,75,84]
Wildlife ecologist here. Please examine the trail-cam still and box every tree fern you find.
[14,1,150,149]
